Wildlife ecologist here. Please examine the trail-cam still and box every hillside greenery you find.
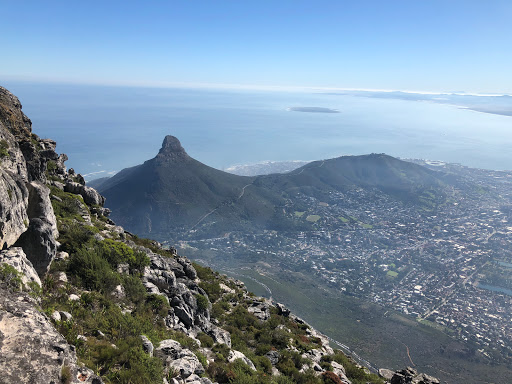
[39,184,385,384]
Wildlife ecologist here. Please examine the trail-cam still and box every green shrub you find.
[195,351,208,368]
[196,294,209,312]
[58,222,95,254]
[211,300,230,318]
[60,365,72,384]
[199,280,222,302]
[47,160,57,172]
[0,139,9,158]
[96,239,149,273]
[252,355,272,374]
[254,343,272,356]
[0,263,23,291]
[67,246,121,293]
[212,343,231,361]
[197,332,215,348]
[123,275,147,304]
[146,294,169,316]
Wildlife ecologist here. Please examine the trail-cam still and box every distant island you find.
[287,106,339,113]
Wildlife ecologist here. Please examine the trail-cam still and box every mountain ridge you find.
[99,135,454,241]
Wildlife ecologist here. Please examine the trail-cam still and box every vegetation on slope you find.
[37,177,385,384]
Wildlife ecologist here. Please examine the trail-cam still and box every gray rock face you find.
[143,251,178,291]
[391,367,440,384]
[156,339,205,379]
[265,350,280,366]
[26,181,58,238]
[0,247,41,288]
[247,299,271,321]
[0,170,29,250]
[64,181,105,206]
[14,217,58,277]
[140,247,212,333]
[228,350,256,371]
[176,256,198,280]
[0,287,102,384]
[379,368,395,380]
[141,335,154,357]
[331,361,351,384]
[275,303,291,317]
[207,326,231,348]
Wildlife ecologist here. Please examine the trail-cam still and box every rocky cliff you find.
[0,86,439,384]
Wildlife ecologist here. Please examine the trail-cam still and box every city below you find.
[176,160,512,365]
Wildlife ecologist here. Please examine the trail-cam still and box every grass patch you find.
[339,216,349,223]
[294,211,306,218]
[306,215,321,223]
[386,271,398,278]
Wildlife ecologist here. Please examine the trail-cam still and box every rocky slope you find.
[0,86,439,384]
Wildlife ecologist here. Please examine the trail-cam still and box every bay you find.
[3,81,512,180]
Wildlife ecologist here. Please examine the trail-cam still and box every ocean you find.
[3,81,512,180]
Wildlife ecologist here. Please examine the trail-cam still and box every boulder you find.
[219,283,235,294]
[228,350,256,371]
[176,256,197,280]
[140,335,154,357]
[332,361,351,384]
[391,367,440,384]
[64,181,105,206]
[0,286,102,383]
[247,299,270,321]
[26,181,58,238]
[265,350,280,366]
[379,368,395,380]
[275,302,291,317]
[56,271,68,284]
[207,326,231,348]
[112,284,126,300]
[174,305,195,328]
[59,311,73,321]
[0,247,41,287]
[51,311,61,322]
[156,339,205,378]
[14,217,58,277]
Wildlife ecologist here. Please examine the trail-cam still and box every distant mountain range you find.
[96,135,454,241]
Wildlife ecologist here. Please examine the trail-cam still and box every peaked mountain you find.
[99,135,452,241]
[99,136,282,239]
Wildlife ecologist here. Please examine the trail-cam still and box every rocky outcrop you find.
[0,247,41,287]
[0,288,102,384]
[10,181,59,276]
[26,181,58,238]
[228,350,256,370]
[155,339,205,379]
[390,367,440,384]
[139,246,214,336]
[14,217,58,276]
[0,170,29,250]
[64,181,105,206]
[247,299,271,321]
[140,335,154,357]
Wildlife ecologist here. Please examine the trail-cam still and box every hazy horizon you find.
[2,1,512,94]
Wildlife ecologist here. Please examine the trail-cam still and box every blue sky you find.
[1,0,511,93]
